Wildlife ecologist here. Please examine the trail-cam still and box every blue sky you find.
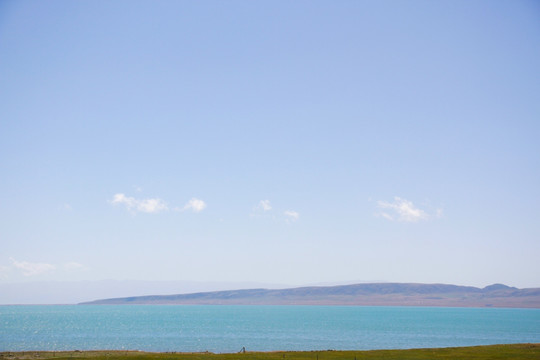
[1,1,539,297]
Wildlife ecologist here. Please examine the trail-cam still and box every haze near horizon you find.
[1,1,539,304]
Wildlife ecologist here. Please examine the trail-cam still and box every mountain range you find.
[81,282,540,308]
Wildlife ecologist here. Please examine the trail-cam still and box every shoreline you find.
[2,303,540,309]
[1,344,540,359]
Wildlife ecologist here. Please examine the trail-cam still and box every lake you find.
[1,305,539,352]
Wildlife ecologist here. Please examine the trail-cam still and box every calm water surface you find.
[1,305,539,352]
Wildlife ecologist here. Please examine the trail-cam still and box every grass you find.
[1,344,539,360]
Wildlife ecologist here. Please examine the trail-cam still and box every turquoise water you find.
[1,305,539,352]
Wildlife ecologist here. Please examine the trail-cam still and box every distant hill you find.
[80,282,540,308]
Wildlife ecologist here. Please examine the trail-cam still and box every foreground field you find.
[2,344,539,360]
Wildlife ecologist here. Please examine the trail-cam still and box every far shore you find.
[1,344,540,360]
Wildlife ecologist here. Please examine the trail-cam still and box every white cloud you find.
[259,200,272,211]
[284,210,299,222]
[183,198,207,213]
[250,200,273,218]
[110,193,168,213]
[380,212,394,221]
[137,198,168,213]
[377,197,428,222]
[10,258,56,276]
[64,262,84,270]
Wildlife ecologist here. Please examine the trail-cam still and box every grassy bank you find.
[1,344,539,360]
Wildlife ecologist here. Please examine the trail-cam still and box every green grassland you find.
[2,344,539,360]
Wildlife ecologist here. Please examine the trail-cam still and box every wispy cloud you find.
[10,258,56,276]
[0,265,9,279]
[259,200,272,211]
[110,193,168,214]
[376,197,429,222]
[64,262,85,270]
[183,198,207,213]
[251,200,273,217]
[284,210,300,222]
[252,201,299,223]
[111,192,208,215]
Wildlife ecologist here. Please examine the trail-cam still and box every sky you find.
[1,1,539,303]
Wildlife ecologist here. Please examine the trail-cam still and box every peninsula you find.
[80,282,540,308]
